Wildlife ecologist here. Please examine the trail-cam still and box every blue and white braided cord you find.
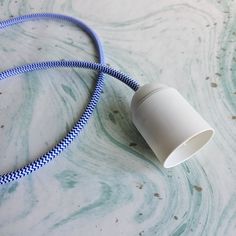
[0,13,140,185]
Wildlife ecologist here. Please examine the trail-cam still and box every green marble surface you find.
[0,0,236,235]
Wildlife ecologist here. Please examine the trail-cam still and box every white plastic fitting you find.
[131,82,214,168]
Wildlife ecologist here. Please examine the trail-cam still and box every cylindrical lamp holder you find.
[131,82,214,168]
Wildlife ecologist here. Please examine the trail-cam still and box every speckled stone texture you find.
[0,0,235,235]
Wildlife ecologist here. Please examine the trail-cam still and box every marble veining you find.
[0,0,236,235]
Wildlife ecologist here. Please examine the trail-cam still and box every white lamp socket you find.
[131,82,214,168]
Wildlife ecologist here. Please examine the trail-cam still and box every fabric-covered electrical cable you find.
[0,13,140,185]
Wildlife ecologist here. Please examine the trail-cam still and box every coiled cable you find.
[0,13,139,185]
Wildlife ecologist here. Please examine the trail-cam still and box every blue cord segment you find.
[0,13,140,185]
[0,61,139,91]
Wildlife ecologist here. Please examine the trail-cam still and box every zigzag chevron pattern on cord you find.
[0,61,140,90]
[0,13,140,185]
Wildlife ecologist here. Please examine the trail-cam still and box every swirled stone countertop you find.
[0,0,235,235]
